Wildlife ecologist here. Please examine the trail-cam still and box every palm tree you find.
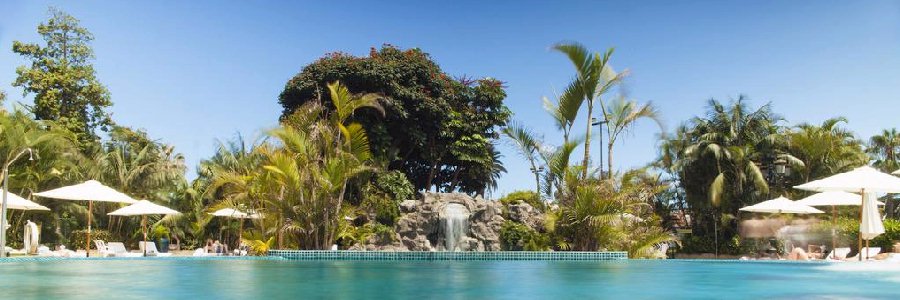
[554,168,676,254]
[552,42,625,178]
[670,97,801,249]
[868,128,900,172]
[502,122,542,195]
[260,81,380,249]
[603,95,663,178]
[787,117,867,182]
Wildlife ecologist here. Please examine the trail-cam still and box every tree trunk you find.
[581,102,594,178]
[607,140,614,179]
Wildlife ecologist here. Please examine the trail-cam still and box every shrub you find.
[828,217,900,251]
[374,170,415,201]
[151,225,170,239]
[498,190,544,212]
[69,229,112,250]
[499,220,549,251]
[371,223,396,243]
[364,193,401,226]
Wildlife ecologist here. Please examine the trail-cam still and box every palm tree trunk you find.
[607,140,614,179]
[582,103,594,178]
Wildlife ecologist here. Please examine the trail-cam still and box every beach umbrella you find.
[0,189,49,211]
[796,191,885,257]
[794,166,900,260]
[34,180,137,256]
[108,200,180,256]
[860,193,885,260]
[739,196,824,214]
[210,208,260,248]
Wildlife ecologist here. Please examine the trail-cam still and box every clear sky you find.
[1,1,898,197]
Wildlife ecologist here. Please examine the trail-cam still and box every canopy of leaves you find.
[278,45,511,195]
[12,7,113,145]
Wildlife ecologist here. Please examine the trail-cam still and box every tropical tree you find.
[786,117,867,182]
[502,122,542,195]
[552,169,676,256]
[868,128,900,173]
[279,45,510,194]
[240,81,381,249]
[664,97,800,250]
[552,42,625,178]
[12,7,113,144]
[603,95,663,178]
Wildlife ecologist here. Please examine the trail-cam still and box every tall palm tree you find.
[502,122,542,195]
[787,117,867,182]
[868,128,900,172]
[604,95,663,178]
[260,81,380,249]
[670,97,802,248]
[553,42,625,178]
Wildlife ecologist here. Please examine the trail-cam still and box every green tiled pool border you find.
[267,250,628,261]
[0,256,286,263]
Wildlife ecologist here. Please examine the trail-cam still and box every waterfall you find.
[442,203,470,251]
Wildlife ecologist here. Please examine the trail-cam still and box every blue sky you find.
[1,1,898,197]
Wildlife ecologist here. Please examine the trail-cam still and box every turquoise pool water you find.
[1,258,897,299]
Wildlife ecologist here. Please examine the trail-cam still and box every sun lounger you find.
[846,247,881,261]
[139,241,172,257]
[106,242,143,257]
[94,240,116,257]
[826,247,851,260]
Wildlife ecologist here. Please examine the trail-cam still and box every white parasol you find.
[739,196,824,214]
[108,200,180,256]
[34,180,136,257]
[794,166,900,260]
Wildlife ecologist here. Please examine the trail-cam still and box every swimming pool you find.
[0,258,897,299]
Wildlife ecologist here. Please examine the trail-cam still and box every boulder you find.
[508,202,545,231]
[359,192,507,251]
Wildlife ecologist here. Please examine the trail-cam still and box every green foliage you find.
[69,229,111,250]
[658,97,791,246]
[868,128,900,173]
[498,190,544,212]
[279,45,511,195]
[364,193,401,226]
[786,117,868,183]
[371,223,396,243]
[552,42,625,178]
[828,217,900,251]
[243,236,275,256]
[373,170,414,201]
[151,224,170,239]
[499,221,549,251]
[12,7,112,144]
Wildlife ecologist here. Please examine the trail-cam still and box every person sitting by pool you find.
[787,247,809,261]
[213,240,229,255]
[204,239,214,253]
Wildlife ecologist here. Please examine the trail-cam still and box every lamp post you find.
[0,148,34,257]
[591,118,608,179]
[762,154,790,197]
[530,166,545,200]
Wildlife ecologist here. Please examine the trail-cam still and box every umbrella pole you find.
[238,218,244,250]
[858,189,864,261]
[142,215,147,257]
[86,200,93,258]
[831,205,836,259]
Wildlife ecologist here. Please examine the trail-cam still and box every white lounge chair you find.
[106,242,142,257]
[138,241,172,257]
[94,240,115,257]
[847,247,881,261]
[826,247,851,260]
